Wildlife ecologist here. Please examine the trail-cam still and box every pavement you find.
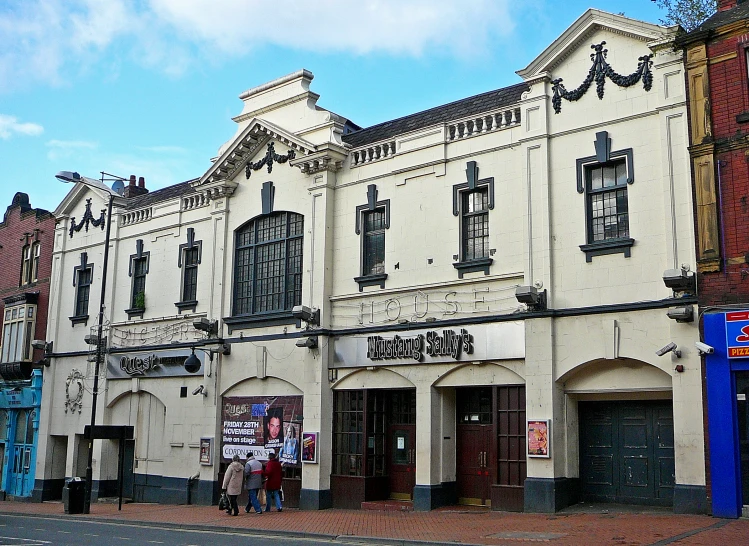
[1,499,749,546]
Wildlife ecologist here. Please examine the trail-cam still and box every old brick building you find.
[680,0,749,518]
[0,192,55,498]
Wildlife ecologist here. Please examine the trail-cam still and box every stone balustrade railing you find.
[121,207,152,227]
[447,107,521,142]
[351,141,396,167]
[182,193,209,211]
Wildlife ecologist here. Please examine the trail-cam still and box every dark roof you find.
[125,179,199,210]
[341,82,529,149]
[681,3,749,41]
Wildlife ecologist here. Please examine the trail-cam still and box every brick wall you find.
[0,193,56,362]
[700,32,749,306]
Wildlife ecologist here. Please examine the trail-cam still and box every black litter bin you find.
[63,478,85,514]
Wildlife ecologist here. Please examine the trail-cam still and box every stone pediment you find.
[516,9,671,82]
[197,118,348,187]
[53,181,125,219]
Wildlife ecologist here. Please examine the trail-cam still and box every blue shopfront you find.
[0,370,41,498]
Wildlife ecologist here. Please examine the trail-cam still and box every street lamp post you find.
[56,170,125,514]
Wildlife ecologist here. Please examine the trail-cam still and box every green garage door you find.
[579,401,675,506]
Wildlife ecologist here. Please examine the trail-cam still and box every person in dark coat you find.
[263,451,283,512]
[221,454,243,516]
[244,453,263,514]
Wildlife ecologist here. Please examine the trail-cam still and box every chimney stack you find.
[123,174,149,198]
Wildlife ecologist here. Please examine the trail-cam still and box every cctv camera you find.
[656,342,678,357]
[695,341,714,355]
[192,385,206,396]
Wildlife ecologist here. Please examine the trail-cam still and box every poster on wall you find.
[221,395,303,464]
[199,437,213,465]
[302,432,318,463]
[527,420,550,458]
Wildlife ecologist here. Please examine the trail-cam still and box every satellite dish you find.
[111,180,125,196]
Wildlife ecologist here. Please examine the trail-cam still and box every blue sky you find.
[0,1,667,213]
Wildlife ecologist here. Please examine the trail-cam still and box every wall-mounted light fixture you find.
[296,336,318,349]
[667,305,694,323]
[292,305,320,327]
[663,267,696,293]
[31,339,53,367]
[515,285,547,310]
[192,318,219,336]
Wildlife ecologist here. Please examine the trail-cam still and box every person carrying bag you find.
[221,454,244,516]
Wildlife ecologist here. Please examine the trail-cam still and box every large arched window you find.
[233,212,303,316]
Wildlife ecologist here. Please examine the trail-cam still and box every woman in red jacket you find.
[263,451,283,512]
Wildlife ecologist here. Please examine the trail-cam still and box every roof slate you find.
[125,179,199,210]
[689,3,749,34]
[341,82,529,149]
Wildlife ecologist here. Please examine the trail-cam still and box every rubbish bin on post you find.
[63,477,85,514]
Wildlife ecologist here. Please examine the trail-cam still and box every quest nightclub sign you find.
[367,329,473,362]
[106,349,204,379]
[334,322,525,367]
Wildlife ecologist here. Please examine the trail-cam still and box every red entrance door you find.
[388,425,415,500]
[456,424,492,505]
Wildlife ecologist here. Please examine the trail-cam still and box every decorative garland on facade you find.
[69,198,105,238]
[551,42,653,114]
[245,142,296,178]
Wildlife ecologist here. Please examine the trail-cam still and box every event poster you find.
[302,432,318,463]
[527,420,550,458]
[222,396,302,464]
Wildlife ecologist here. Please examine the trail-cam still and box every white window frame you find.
[0,304,37,364]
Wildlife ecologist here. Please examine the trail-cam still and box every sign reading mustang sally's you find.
[367,329,474,362]
[106,349,204,379]
[334,321,524,367]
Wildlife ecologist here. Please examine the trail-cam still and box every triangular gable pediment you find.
[53,182,123,218]
[197,119,317,187]
[517,9,672,81]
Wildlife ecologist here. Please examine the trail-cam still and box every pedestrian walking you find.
[244,452,264,514]
[221,454,243,516]
[263,451,283,512]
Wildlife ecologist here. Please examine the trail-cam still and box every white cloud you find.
[0,114,44,139]
[0,0,515,90]
[46,139,98,160]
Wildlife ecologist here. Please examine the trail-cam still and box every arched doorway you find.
[8,409,35,496]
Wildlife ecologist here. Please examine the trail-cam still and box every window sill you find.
[69,314,89,326]
[452,257,493,278]
[354,273,388,292]
[579,238,635,262]
[125,308,145,320]
[175,300,198,314]
[223,311,298,333]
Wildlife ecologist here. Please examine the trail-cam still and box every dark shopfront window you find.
[457,387,492,424]
[333,390,416,478]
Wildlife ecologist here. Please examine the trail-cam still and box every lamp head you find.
[55,171,82,183]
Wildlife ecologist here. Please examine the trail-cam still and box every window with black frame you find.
[75,267,92,318]
[182,247,199,302]
[20,242,40,286]
[585,160,629,243]
[363,209,386,276]
[131,257,147,309]
[233,211,303,316]
[462,187,489,261]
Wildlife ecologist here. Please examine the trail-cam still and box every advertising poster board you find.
[527,420,550,458]
[302,432,318,463]
[222,395,302,464]
[199,437,213,465]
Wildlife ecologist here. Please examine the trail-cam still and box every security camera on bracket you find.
[655,342,681,358]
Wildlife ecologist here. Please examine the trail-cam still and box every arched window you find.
[233,212,303,316]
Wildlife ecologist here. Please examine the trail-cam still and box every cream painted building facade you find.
[34,10,705,513]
